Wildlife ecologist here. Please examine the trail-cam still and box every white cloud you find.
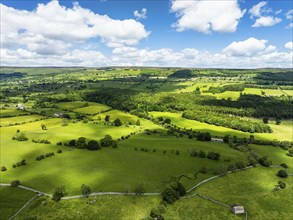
[170,0,246,33]
[285,9,293,20]
[252,16,282,27]
[223,37,276,56]
[249,2,281,27]
[284,42,293,50]
[286,23,293,28]
[249,1,267,18]
[1,1,150,50]
[134,8,147,20]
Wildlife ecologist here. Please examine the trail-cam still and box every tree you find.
[52,186,66,202]
[13,132,28,141]
[276,117,281,125]
[162,187,180,204]
[263,117,269,124]
[278,181,286,189]
[11,180,21,187]
[198,150,206,158]
[134,183,145,195]
[1,166,7,172]
[113,118,122,126]
[136,119,141,126]
[81,184,91,197]
[87,140,100,150]
[277,169,288,178]
[105,115,110,122]
[41,124,47,130]
[100,135,114,147]
[76,137,87,149]
[68,139,76,147]
[164,118,171,124]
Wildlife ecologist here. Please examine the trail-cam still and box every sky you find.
[0,0,292,68]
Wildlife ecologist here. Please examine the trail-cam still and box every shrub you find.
[259,156,272,167]
[68,139,76,147]
[215,164,228,176]
[100,135,114,147]
[278,181,286,189]
[76,137,87,149]
[57,142,63,146]
[13,132,28,141]
[11,180,21,187]
[198,150,206,158]
[134,184,145,195]
[277,169,288,178]
[176,150,180,155]
[12,164,16,168]
[57,149,62,154]
[207,152,220,160]
[81,184,91,197]
[87,140,100,150]
[1,166,7,172]
[52,186,66,202]
[162,187,180,204]
[113,118,122,126]
[280,163,288,169]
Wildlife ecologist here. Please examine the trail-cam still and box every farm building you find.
[231,204,245,214]
[54,113,63,117]
[16,103,25,110]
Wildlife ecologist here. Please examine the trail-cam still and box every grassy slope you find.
[193,167,293,220]
[0,133,247,195]
[0,187,36,220]
[16,195,160,220]
[150,111,293,141]
[0,115,45,127]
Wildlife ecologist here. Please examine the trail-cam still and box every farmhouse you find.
[16,103,25,110]
[54,113,63,117]
[231,204,245,214]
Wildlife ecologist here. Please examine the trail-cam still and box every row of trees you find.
[65,135,117,150]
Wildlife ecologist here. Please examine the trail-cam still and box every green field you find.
[149,111,293,141]
[0,115,45,127]
[0,187,36,220]
[1,67,292,220]
[1,132,247,195]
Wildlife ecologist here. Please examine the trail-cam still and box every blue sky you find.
[1,0,292,67]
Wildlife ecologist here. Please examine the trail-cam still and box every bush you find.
[113,118,122,126]
[162,187,180,204]
[280,163,288,169]
[52,186,66,202]
[87,140,100,150]
[190,149,197,157]
[100,135,114,147]
[197,132,211,141]
[1,166,7,172]
[198,150,206,158]
[134,184,145,195]
[277,169,288,178]
[207,151,220,160]
[259,156,272,167]
[13,132,28,141]
[215,164,228,176]
[76,137,87,149]
[81,184,91,197]
[278,181,286,189]
[11,180,21,187]
[57,142,63,146]
[57,149,62,154]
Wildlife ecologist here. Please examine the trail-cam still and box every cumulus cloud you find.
[252,16,282,27]
[249,1,281,27]
[170,0,246,33]
[284,42,293,50]
[223,37,276,56]
[249,1,267,18]
[111,44,291,68]
[285,9,293,20]
[134,8,147,20]
[1,1,150,51]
